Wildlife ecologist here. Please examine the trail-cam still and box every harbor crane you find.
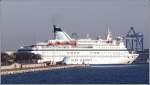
[125,27,144,51]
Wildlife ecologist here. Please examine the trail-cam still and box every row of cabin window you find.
[42,51,128,55]
[71,59,92,61]
[67,52,80,54]
[98,46,121,49]
[90,51,128,55]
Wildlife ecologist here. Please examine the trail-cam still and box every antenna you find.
[107,25,112,41]
[34,28,37,44]
[52,25,56,39]
[86,33,89,39]
[106,25,110,39]
[107,25,110,34]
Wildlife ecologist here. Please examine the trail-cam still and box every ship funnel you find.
[53,25,72,41]
[53,25,62,33]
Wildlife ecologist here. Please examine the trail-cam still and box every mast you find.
[53,25,56,39]
[107,25,112,42]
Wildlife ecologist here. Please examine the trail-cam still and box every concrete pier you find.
[1,64,88,75]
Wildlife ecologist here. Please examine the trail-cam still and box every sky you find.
[0,0,149,51]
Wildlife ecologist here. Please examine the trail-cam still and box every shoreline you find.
[1,64,88,76]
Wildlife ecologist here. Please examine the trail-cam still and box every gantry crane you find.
[125,27,144,51]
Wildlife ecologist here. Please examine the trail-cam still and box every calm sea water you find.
[1,64,149,84]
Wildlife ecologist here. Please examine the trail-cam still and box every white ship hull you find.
[36,52,138,64]
[63,55,138,64]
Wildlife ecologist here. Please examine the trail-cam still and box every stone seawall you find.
[1,64,88,75]
[1,63,47,70]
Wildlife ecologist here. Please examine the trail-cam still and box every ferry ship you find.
[18,25,139,64]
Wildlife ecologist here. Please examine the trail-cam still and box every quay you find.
[1,64,89,75]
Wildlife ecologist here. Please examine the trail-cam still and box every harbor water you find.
[1,63,149,84]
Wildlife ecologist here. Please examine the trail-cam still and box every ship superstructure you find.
[18,25,139,64]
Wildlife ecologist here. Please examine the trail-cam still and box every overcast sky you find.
[1,0,149,51]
